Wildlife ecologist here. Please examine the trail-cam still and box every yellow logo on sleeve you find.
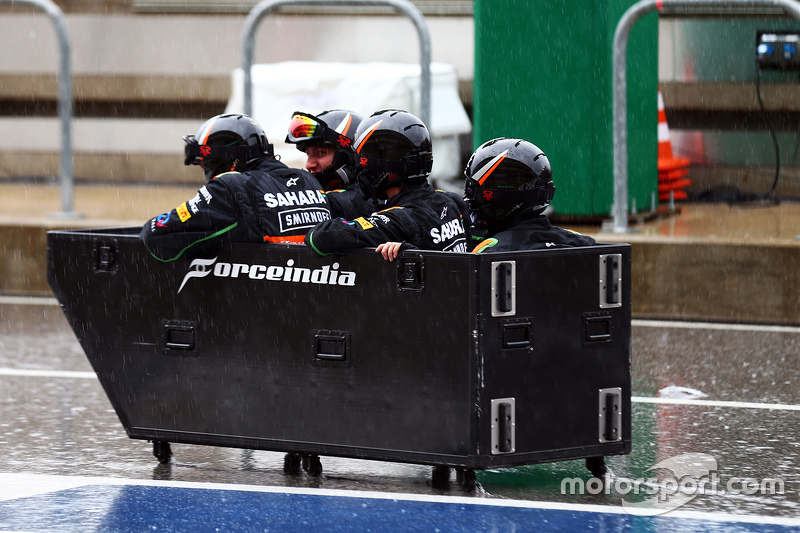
[355,217,374,230]
[176,202,192,222]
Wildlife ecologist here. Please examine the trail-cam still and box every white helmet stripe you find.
[354,120,383,153]
[333,113,352,135]
[471,149,509,185]
[197,118,217,145]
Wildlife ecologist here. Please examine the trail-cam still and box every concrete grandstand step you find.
[0,118,201,183]
[0,73,231,116]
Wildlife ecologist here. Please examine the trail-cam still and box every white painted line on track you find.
[0,296,58,306]
[1,473,799,526]
[633,319,800,334]
[633,396,800,411]
[0,368,96,379]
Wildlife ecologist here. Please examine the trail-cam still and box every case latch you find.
[599,254,622,308]
[397,254,425,292]
[93,239,118,274]
[491,261,516,317]
[582,312,613,347]
[491,397,516,454]
[163,320,197,355]
[312,330,351,367]
[598,387,622,442]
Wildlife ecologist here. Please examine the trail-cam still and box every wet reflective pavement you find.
[1,298,800,531]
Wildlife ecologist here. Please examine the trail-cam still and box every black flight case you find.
[47,227,631,490]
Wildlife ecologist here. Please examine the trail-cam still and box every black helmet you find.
[352,109,433,199]
[464,138,555,231]
[183,113,273,181]
[285,109,362,189]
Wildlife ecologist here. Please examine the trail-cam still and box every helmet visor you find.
[183,135,202,166]
[287,112,324,143]
[357,130,414,160]
[182,134,267,167]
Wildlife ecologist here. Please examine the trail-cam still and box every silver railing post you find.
[241,0,432,126]
[612,0,800,233]
[1,0,74,217]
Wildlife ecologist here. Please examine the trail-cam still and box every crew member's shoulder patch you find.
[176,202,192,222]
[472,238,498,253]
[354,217,374,230]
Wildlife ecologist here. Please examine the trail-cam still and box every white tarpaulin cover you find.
[225,61,472,181]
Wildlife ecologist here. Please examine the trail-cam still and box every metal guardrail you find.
[135,0,473,16]
[612,0,800,233]
[241,0,432,127]
[1,0,74,217]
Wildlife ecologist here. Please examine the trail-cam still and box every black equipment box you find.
[47,227,631,476]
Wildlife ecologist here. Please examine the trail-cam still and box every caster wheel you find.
[152,441,172,464]
[456,468,476,492]
[283,452,302,475]
[586,456,607,478]
[431,465,451,489]
[303,454,323,477]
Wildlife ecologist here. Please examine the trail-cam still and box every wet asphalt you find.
[1,298,799,518]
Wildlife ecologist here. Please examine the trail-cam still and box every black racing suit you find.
[140,158,330,262]
[472,215,596,253]
[323,185,375,221]
[314,162,380,220]
[305,182,470,255]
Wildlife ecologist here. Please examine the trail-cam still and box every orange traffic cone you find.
[659,190,688,202]
[658,167,690,182]
[658,178,692,194]
[657,89,691,201]
[658,90,691,172]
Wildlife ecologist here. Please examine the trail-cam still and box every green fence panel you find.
[474,0,658,217]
